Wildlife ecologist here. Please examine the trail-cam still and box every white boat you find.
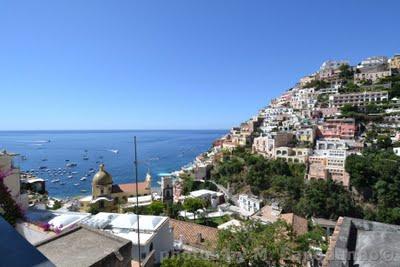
[74,183,80,186]
[68,175,73,178]
[108,149,119,154]
[51,179,60,183]
[81,189,87,193]
[71,171,78,174]
[83,156,89,160]
[80,177,87,181]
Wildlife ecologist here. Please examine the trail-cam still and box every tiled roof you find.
[111,182,150,194]
[169,219,218,250]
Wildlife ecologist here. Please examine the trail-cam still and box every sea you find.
[0,130,226,198]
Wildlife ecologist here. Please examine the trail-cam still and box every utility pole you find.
[134,136,141,266]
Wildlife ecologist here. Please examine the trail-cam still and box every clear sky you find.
[1,0,399,130]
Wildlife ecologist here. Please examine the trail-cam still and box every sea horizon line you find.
[0,129,228,132]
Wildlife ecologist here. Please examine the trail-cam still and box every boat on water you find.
[80,189,87,193]
[60,182,65,185]
[83,156,89,160]
[74,183,80,186]
[66,163,78,167]
[51,179,60,183]
[108,149,119,154]
[80,177,87,181]
[65,159,70,162]
[71,171,78,174]
[42,158,48,162]
[39,166,47,170]
[68,175,73,178]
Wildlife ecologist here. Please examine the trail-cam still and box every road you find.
[209,180,238,206]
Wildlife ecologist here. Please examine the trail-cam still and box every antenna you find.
[134,136,141,266]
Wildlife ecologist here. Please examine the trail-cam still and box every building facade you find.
[238,194,262,215]
[0,150,28,210]
[80,164,152,212]
[318,118,357,139]
[329,91,389,108]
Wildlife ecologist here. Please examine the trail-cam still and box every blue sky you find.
[0,0,399,130]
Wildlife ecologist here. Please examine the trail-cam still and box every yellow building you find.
[80,164,152,212]
[390,54,400,70]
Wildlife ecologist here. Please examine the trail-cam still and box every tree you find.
[341,104,358,115]
[338,64,354,79]
[376,135,392,149]
[146,201,164,215]
[165,202,182,219]
[0,170,24,226]
[345,148,400,224]
[303,80,328,90]
[216,220,323,266]
[163,220,325,267]
[88,205,100,215]
[294,179,359,220]
[365,103,380,114]
[183,197,205,220]
[162,254,220,267]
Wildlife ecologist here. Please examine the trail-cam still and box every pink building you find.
[318,107,339,118]
[318,118,357,139]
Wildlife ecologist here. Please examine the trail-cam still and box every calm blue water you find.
[0,130,225,198]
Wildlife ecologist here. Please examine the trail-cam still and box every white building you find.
[394,147,400,157]
[238,194,262,215]
[320,60,349,71]
[16,209,91,245]
[81,212,174,264]
[189,189,224,208]
[357,56,389,70]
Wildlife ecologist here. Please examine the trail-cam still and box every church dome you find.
[92,164,113,186]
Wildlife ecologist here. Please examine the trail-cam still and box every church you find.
[80,164,152,212]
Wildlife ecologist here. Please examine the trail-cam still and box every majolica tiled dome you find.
[92,164,113,185]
